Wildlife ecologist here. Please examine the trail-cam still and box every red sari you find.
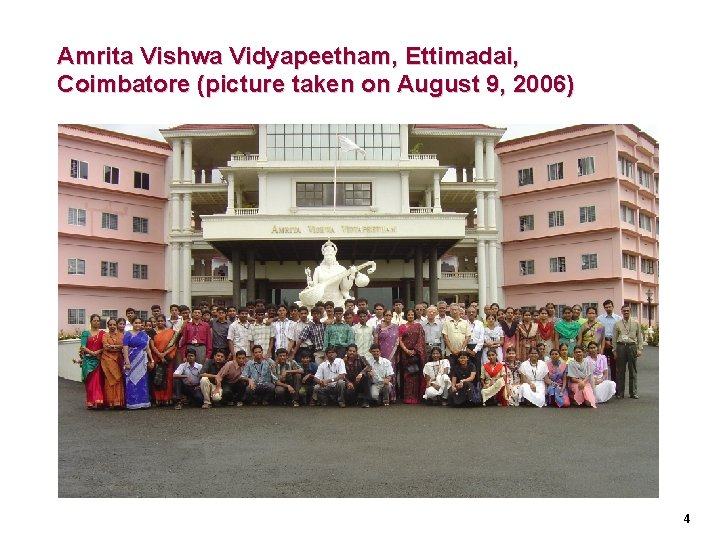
[80,330,105,408]
[151,328,179,404]
[399,322,427,404]
[100,331,124,408]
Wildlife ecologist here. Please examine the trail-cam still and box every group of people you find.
[76,296,645,410]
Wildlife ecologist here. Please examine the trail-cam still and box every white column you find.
[477,240,487,309]
[182,193,192,232]
[424,188,432,208]
[474,137,485,181]
[226,172,235,214]
[171,242,180,304]
[484,139,495,180]
[258,124,267,160]
[487,192,497,230]
[258,173,267,212]
[172,140,182,183]
[476,190,485,229]
[400,124,409,159]
[182,242,192,307]
[237,188,244,209]
[400,171,410,213]
[488,240,498,303]
[183,139,193,183]
[433,172,442,211]
[171,192,181,232]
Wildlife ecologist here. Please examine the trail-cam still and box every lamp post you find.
[646,288,654,328]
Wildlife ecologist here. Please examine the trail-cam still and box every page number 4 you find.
[684,514,690,523]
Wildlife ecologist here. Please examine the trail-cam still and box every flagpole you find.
[333,133,338,213]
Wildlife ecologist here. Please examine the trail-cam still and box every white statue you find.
[298,240,376,308]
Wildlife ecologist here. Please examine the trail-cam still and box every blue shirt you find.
[599,313,622,341]
[241,358,277,385]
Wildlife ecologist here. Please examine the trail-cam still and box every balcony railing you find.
[234,208,259,215]
[230,153,260,161]
[191,276,228,283]
[407,153,438,160]
[441,272,478,279]
[409,207,434,214]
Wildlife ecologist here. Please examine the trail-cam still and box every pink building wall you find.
[58,125,171,333]
[497,125,659,323]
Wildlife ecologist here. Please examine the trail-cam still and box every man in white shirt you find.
[436,301,449,327]
[288,306,311,361]
[423,349,451,404]
[391,299,407,325]
[352,309,374,359]
[422,306,444,357]
[365,343,394,407]
[313,346,347,407]
[599,299,622,381]
[368,303,386,330]
[466,307,485,371]
[227,307,252,359]
[269,305,296,359]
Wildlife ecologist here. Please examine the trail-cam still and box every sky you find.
[93,123,659,144]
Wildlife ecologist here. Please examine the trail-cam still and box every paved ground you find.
[58,347,658,497]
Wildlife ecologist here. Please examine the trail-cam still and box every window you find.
[132,217,149,234]
[630,303,639,318]
[519,215,534,231]
[579,205,596,223]
[68,208,86,226]
[548,210,565,227]
[101,212,118,230]
[622,253,637,270]
[267,124,401,161]
[581,253,598,270]
[132,264,148,279]
[547,162,564,181]
[104,165,119,184]
[296,182,372,207]
[68,308,86,325]
[577,157,595,176]
[518,168,534,186]
[550,257,566,273]
[639,213,653,232]
[654,174,659,194]
[519,260,535,275]
[638,168,651,189]
[618,157,634,178]
[642,304,655,321]
[641,259,655,274]
[136,310,149,320]
[134,171,150,190]
[621,205,636,225]
[70,159,88,179]
[582,302,599,313]
[101,261,118,277]
[68,258,85,274]
[101,309,118,320]
[656,217,659,235]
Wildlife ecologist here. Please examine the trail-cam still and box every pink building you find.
[58,125,171,332]
[496,125,659,323]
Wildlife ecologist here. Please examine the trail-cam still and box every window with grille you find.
[519,215,534,231]
[101,213,118,230]
[68,258,85,274]
[68,309,86,325]
[618,157,634,178]
[132,217,149,233]
[550,257,566,273]
[296,182,371,207]
[101,261,118,277]
[581,253,598,270]
[577,157,595,176]
[622,253,637,270]
[547,162,564,181]
[579,205,596,223]
[518,168,534,186]
[621,205,636,225]
[519,260,535,275]
[70,159,88,179]
[132,264,148,279]
[548,210,565,227]
[68,208,86,226]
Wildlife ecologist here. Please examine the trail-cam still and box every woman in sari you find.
[149,315,179,406]
[545,348,570,408]
[536,308,555,354]
[517,347,549,407]
[480,348,508,406]
[504,347,522,407]
[480,313,504,364]
[122,318,154,410]
[80,314,105,409]
[558,342,571,364]
[500,307,518,358]
[517,309,539,361]
[578,306,605,353]
[554,307,581,351]
[374,309,399,403]
[100,318,124,408]
[586,342,616,403]
[398,309,427,404]
[567,346,597,408]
